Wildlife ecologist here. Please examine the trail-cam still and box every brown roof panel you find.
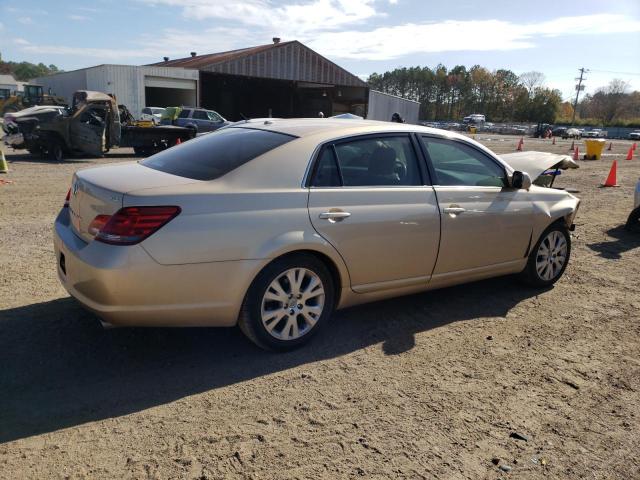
[147,40,367,87]
[147,41,295,69]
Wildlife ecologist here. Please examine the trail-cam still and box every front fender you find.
[531,190,580,242]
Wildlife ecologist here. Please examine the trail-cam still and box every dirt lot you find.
[1,135,639,479]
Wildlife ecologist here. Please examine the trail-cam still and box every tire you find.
[238,253,335,351]
[520,222,571,287]
[626,207,640,233]
[48,140,64,161]
[133,146,148,157]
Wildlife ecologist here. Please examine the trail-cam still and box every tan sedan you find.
[54,119,580,350]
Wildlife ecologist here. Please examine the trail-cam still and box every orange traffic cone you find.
[600,161,619,187]
[516,137,523,151]
[552,137,556,145]
[633,142,637,151]
[176,137,182,145]
[607,142,612,151]
[569,140,575,151]
[626,147,634,160]
[573,146,579,161]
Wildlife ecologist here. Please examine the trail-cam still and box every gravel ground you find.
[0,135,639,479]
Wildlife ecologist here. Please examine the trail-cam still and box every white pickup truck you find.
[582,129,607,138]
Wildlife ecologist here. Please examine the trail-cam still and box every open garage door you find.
[144,76,197,108]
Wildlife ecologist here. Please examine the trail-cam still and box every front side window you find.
[142,108,151,115]
[421,136,505,187]
[142,127,295,180]
[207,111,223,122]
[312,135,422,187]
[178,109,191,118]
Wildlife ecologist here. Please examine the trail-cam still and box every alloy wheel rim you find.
[260,268,325,341]
[536,231,567,281]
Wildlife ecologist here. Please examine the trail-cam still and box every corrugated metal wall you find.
[367,90,420,124]
[200,42,366,87]
[35,65,198,116]
[33,69,88,104]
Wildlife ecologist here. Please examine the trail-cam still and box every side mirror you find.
[511,171,532,190]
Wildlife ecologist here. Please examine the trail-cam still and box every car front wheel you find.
[238,253,335,351]
[520,222,571,287]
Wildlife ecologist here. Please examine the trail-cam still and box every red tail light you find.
[88,214,111,236]
[64,188,71,207]
[94,206,181,245]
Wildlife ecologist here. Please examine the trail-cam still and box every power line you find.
[588,69,640,76]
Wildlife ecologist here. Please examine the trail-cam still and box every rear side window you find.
[178,109,191,118]
[142,127,296,180]
[142,108,151,114]
[192,110,209,120]
[311,135,422,187]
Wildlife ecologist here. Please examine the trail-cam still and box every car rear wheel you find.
[626,207,640,232]
[520,223,571,287]
[238,253,335,351]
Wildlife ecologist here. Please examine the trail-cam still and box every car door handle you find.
[443,207,466,214]
[319,211,351,221]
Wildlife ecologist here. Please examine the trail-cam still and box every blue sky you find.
[1,0,639,100]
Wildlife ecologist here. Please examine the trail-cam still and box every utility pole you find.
[571,67,587,125]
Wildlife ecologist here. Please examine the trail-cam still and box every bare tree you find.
[589,79,630,125]
[519,71,546,96]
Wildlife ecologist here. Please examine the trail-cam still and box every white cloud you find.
[13,38,30,45]
[17,17,33,25]
[68,14,90,21]
[12,5,640,69]
[139,0,378,35]
[310,14,640,60]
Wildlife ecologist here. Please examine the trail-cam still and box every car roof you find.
[228,118,469,141]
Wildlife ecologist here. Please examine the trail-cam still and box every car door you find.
[307,134,441,292]
[69,104,106,157]
[207,110,225,131]
[418,135,533,275]
[192,109,211,131]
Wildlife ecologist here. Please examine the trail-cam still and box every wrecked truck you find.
[2,90,195,160]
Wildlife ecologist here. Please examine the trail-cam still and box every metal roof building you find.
[149,39,369,120]
[33,39,416,122]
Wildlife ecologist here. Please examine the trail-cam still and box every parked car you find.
[562,128,582,139]
[54,119,580,350]
[140,107,165,124]
[161,106,229,133]
[552,126,567,137]
[628,131,640,140]
[582,129,607,138]
[626,178,640,232]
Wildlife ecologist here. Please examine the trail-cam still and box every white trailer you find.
[367,90,420,124]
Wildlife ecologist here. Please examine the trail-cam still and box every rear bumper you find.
[53,209,264,327]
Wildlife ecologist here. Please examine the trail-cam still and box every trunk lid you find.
[68,161,196,242]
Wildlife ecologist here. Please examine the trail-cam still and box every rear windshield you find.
[141,127,296,180]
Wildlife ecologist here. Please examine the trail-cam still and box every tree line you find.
[572,79,640,127]
[367,65,639,126]
[0,52,62,82]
